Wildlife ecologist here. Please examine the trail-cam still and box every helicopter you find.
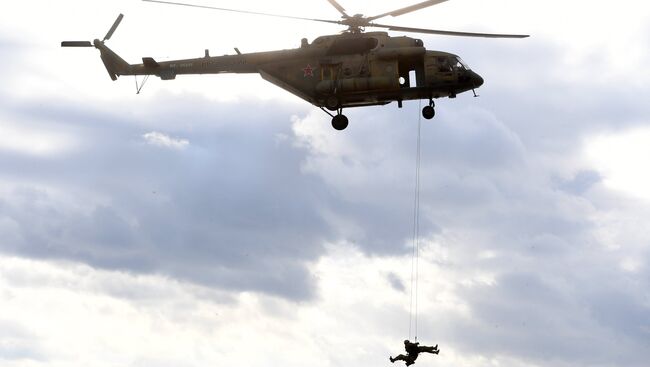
[62,0,528,130]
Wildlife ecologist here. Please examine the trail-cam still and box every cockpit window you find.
[434,56,471,72]
[455,57,470,70]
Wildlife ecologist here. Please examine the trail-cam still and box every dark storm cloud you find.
[427,259,650,367]
[0,93,337,300]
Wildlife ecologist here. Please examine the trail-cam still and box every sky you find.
[1,0,649,366]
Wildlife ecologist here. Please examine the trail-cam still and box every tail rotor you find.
[61,14,130,81]
[61,13,124,48]
[61,41,93,47]
[103,13,124,42]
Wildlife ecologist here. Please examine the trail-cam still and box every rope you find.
[409,100,423,342]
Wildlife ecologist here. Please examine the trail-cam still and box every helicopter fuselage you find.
[66,0,527,130]
[99,32,484,111]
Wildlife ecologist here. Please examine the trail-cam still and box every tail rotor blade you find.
[61,41,93,47]
[103,13,124,41]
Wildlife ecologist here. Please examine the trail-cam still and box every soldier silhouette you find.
[389,340,439,366]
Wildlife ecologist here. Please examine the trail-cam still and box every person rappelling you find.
[388,100,441,367]
[389,340,439,366]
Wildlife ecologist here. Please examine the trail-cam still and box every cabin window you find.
[436,57,453,72]
[409,70,417,87]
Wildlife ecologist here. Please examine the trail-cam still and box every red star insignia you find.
[302,64,315,77]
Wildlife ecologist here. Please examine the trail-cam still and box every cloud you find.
[143,131,189,150]
[0,117,77,156]
[0,251,405,367]
[0,94,332,300]
[585,127,650,201]
[555,170,602,196]
[386,271,406,292]
[2,238,646,367]
[0,319,45,363]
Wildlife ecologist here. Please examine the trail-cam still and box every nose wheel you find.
[422,99,435,120]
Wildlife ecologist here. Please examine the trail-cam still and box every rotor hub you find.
[340,14,371,33]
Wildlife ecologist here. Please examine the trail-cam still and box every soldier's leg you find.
[405,355,417,366]
[391,354,409,363]
[418,345,439,354]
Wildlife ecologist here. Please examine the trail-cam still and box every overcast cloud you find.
[1,0,649,366]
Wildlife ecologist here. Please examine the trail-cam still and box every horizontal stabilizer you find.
[61,41,93,47]
[142,57,160,68]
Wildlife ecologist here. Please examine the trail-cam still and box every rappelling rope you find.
[409,100,423,342]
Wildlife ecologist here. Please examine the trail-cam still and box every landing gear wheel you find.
[331,114,349,130]
[422,105,435,120]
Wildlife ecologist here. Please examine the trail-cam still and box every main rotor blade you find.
[61,41,94,47]
[326,0,349,17]
[142,0,342,26]
[371,23,530,38]
[103,13,124,41]
[368,0,450,21]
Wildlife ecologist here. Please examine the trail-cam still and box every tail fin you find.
[94,39,130,81]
